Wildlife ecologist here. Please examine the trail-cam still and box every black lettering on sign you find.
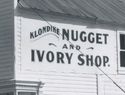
[62,44,81,50]
[71,30,78,41]
[31,49,45,62]
[103,56,109,66]
[31,50,73,64]
[103,34,109,44]
[86,55,94,66]
[88,32,94,43]
[95,56,102,67]
[77,54,110,67]
[30,32,35,39]
[31,50,109,67]
[57,52,64,63]
[31,50,35,61]
[96,33,102,44]
[46,51,54,62]
[78,54,85,65]
[80,31,86,42]
[62,29,109,44]
[38,28,42,35]
[37,50,45,62]
[65,53,73,64]
[62,29,69,40]
[62,44,68,49]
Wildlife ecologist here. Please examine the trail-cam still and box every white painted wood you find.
[14,5,125,95]
[98,75,125,95]
[16,70,97,95]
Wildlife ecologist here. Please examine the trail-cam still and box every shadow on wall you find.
[15,6,125,32]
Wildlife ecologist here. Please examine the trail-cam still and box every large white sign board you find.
[21,18,117,74]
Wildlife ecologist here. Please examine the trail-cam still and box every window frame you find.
[0,92,14,95]
[118,31,125,73]
[17,91,37,95]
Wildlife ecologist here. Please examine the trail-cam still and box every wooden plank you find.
[0,0,14,80]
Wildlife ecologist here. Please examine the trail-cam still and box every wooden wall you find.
[15,7,125,95]
[98,75,125,95]
[0,0,14,80]
[16,70,97,95]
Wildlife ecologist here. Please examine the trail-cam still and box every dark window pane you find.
[18,92,36,95]
[120,51,125,67]
[120,34,125,49]
[0,92,14,95]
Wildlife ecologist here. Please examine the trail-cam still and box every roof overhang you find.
[18,0,125,27]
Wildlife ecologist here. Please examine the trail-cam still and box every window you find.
[18,92,36,95]
[120,34,125,67]
[0,92,14,95]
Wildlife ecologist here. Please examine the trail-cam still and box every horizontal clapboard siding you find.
[0,0,14,80]
[99,75,125,95]
[17,70,97,95]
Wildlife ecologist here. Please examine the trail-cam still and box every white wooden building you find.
[0,0,125,95]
